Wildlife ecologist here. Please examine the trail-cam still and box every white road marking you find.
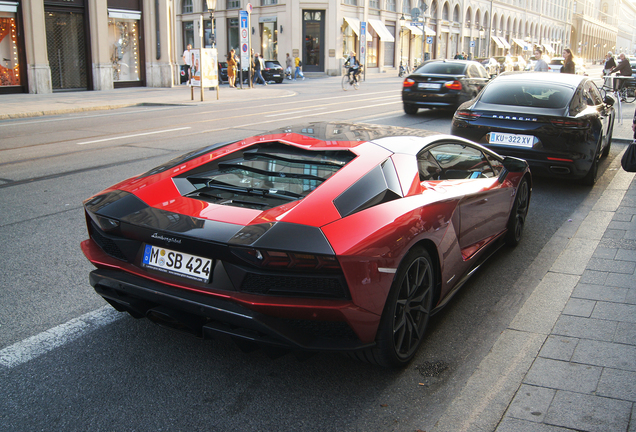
[0,306,122,369]
[77,127,191,145]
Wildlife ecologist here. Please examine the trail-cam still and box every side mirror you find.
[502,156,528,173]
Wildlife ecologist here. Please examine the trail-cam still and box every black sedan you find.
[450,72,615,186]
[402,60,491,114]
[262,60,284,83]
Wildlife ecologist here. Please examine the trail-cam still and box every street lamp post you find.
[399,14,405,75]
[205,0,217,48]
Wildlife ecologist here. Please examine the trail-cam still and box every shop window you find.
[204,19,216,48]
[0,15,20,87]
[227,18,239,53]
[342,21,357,57]
[367,26,378,67]
[261,21,277,60]
[109,18,140,82]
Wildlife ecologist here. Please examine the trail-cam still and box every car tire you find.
[354,246,435,368]
[505,177,530,247]
[582,136,603,186]
[602,120,613,158]
[275,79,283,84]
[404,104,418,115]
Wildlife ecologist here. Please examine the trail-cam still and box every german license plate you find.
[418,82,441,90]
[272,74,281,77]
[142,244,212,283]
[489,132,534,147]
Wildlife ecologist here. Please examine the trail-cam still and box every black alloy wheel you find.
[582,136,603,186]
[505,178,530,246]
[358,247,435,367]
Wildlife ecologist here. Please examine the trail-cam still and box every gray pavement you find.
[1,73,636,432]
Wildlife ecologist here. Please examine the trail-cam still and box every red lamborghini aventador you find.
[81,122,531,367]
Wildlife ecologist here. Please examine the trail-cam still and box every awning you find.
[108,8,141,20]
[424,26,435,36]
[491,35,504,49]
[368,19,395,42]
[513,38,531,51]
[0,1,18,13]
[543,43,555,54]
[343,17,371,39]
[402,23,423,36]
[499,37,511,49]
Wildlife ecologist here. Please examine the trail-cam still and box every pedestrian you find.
[285,53,293,79]
[560,48,575,74]
[227,49,237,88]
[253,53,267,85]
[454,52,462,59]
[182,43,193,81]
[534,48,549,71]
[609,52,632,95]
[603,51,616,76]
[294,54,305,80]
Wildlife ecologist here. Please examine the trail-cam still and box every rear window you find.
[549,59,564,66]
[479,81,573,108]
[175,143,356,210]
[415,62,466,75]
[265,61,281,68]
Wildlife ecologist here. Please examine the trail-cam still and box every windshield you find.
[177,143,356,210]
[415,62,466,75]
[480,81,573,108]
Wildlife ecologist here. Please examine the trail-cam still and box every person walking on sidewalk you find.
[560,48,575,74]
[253,53,267,86]
[182,44,193,81]
[294,54,305,80]
[285,53,293,80]
[533,48,548,72]
[227,49,237,88]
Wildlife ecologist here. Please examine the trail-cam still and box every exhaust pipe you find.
[146,306,206,337]
[549,166,571,175]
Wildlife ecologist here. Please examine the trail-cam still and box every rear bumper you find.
[402,91,460,108]
[90,268,374,353]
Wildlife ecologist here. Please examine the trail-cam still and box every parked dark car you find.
[262,60,284,83]
[218,61,228,83]
[402,60,491,114]
[450,72,615,185]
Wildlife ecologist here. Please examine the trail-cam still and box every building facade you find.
[1,0,631,94]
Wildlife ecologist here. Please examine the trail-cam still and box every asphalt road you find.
[0,74,627,431]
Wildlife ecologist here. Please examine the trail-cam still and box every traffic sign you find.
[426,36,433,45]
[246,3,252,13]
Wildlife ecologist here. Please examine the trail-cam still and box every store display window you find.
[108,9,141,82]
[0,11,20,87]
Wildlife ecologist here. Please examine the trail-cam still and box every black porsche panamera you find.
[450,72,615,186]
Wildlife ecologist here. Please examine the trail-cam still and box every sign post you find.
[360,21,366,81]
[239,10,249,89]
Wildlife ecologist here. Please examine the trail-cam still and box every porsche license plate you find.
[489,132,534,147]
[418,82,441,90]
[142,244,212,283]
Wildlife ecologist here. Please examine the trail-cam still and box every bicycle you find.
[398,61,410,77]
[342,67,361,91]
[599,75,635,125]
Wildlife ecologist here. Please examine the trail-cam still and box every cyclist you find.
[609,53,632,97]
[344,51,361,84]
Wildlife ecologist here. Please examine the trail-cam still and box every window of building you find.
[261,0,277,5]
[108,17,140,82]
[344,0,358,6]
[227,18,239,53]
[0,14,21,87]
[367,25,378,67]
[261,21,277,59]
[227,0,240,9]
[204,19,216,48]
[182,0,193,14]
[369,0,379,9]
[386,0,396,12]
[183,21,194,49]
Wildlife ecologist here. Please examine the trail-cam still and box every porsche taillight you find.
[232,248,341,271]
[403,78,416,88]
[550,118,588,128]
[444,80,462,90]
[454,110,481,120]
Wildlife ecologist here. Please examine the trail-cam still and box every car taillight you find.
[231,248,341,271]
[550,118,588,128]
[454,110,481,120]
[403,78,415,88]
[444,80,462,90]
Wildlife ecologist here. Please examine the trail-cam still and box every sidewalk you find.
[2,76,636,432]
